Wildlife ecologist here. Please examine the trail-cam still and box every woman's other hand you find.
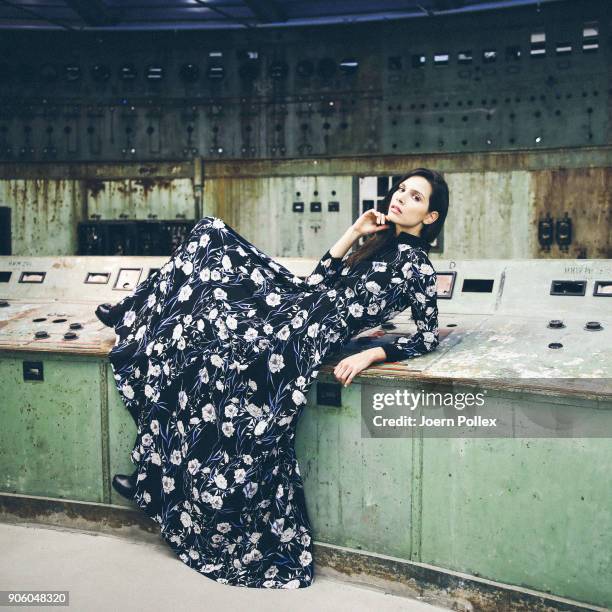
[351,209,389,238]
[334,348,384,387]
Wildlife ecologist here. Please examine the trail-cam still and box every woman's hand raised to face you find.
[351,209,390,238]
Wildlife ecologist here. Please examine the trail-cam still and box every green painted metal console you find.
[0,255,610,609]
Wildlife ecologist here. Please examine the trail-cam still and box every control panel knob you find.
[547,319,565,329]
[585,321,603,331]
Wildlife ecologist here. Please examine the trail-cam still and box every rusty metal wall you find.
[0,162,196,256]
[85,177,195,221]
[532,167,612,259]
[0,0,609,258]
[203,175,354,259]
[199,149,610,260]
[0,178,84,255]
[0,148,609,258]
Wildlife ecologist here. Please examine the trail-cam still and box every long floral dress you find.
[100,215,439,589]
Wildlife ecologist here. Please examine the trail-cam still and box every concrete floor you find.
[1,522,451,612]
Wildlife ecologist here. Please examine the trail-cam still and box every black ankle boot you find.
[112,469,138,500]
[95,302,122,328]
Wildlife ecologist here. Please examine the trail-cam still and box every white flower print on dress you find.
[224,404,239,418]
[162,476,175,494]
[268,354,285,373]
[214,473,228,489]
[348,303,364,318]
[188,459,201,474]
[221,254,233,270]
[213,287,227,301]
[254,420,267,436]
[172,323,183,341]
[148,362,161,377]
[178,285,193,302]
[292,390,306,405]
[246,403,263,417]
[122,310,136,327]
[365,280,382,295]
[121,382,134,399]
[210,354,224,367]
[276,325,290,341]
[266,293,281,307]
[201,404,216,422]
[307,322,319,337]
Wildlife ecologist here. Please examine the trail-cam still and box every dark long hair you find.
[344,167,449,268]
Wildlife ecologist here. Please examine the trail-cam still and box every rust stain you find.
[51,260,73,269]
[14,307,41,322]
[138,165,159,175]
[314,544,573,612]
[86,179,106,198]
[134,178,172,197]
[533,167,612,259]
[0,494,160,534]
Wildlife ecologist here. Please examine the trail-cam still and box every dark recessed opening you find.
[462,279,494,293]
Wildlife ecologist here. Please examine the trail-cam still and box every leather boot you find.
[95,302,122,328]
[112,469,138,500]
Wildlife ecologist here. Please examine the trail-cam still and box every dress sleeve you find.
[382,263,439,362]
[303,248,347,289]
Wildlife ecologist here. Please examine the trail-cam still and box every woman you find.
[96,167,449,589]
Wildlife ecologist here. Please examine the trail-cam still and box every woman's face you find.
[386,175,437,233]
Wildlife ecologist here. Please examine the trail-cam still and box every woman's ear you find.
[425,211,439,225]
